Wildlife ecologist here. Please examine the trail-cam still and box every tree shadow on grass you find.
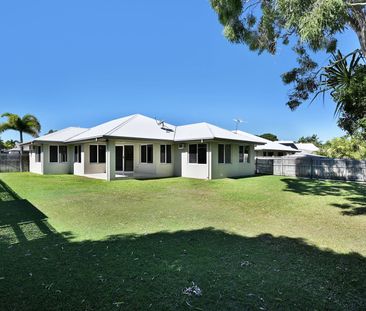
[0,180,366,310]
[281,177,366,216]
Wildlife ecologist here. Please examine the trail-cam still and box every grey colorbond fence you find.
[0,153,29,172]
[256,157,366,182]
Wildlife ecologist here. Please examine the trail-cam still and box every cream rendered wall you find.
[42,144,73,174]
[179,142,211,179]
[211,142,256,179]
[29,145,43,174]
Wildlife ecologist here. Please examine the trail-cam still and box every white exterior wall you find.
[211,142,256,179]
[42,144,73,174]
[178,142,211,179]
[73,144,85,176]
[114,140,174,178]
[83,143,106,174]
[29,145,43,174]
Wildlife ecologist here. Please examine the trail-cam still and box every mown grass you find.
[0,173,365,310]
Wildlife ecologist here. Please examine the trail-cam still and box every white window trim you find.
[188,143,207,165]
[74,145,82,163]
[49,145,68,163]
[218,144,232,164]
[140,144,153,164]
[89,144,106,164]
[35,145,42,163]
[239,145,250,164]
[160,144,172,164]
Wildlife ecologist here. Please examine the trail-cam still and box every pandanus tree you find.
[0,113,41,143]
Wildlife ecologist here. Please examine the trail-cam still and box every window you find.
[263,152,267,156]
[141,144,153,163]
[239,146,244,163]
[189,144,197,163]
[160,144,172,163]
[218,144,231,163]
[268,152,274,157]
[244,146,250,163]
[74,145,81,163]
[98,145,106,163]
[198,144,207,164]
[59,146,68,162]
[189,144,207,164]
[49,145,58,163]
[90,145,98,163]
[35,146,41,162]
[278,152,284,157]
[89,145,106,163]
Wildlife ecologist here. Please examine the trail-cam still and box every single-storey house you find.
[24,114,266,180]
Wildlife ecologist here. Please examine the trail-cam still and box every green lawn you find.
[0,173,365,310]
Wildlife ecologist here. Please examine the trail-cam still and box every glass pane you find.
[166,145,172,163]
[218,144,224,163]
[239,146,244,163]
[147,144,153,163]
[197,144,207,164]
[225,144,231,163]
[49,146,58,162]
[90,145,98,163]
[141,145,147,163]
[189,144,197,163]
[59,146,67,162]
[245,146,250,163]
[160,145,166,163]
[98,145,106,163]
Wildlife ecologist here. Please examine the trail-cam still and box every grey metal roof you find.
[26,114,267,144]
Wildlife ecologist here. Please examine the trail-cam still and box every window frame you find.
[35,145,42,163]
[59,145,68,163]
[218,144,231,164]
[74,145,82,163]
[160,144,172,164]
[239,145,244,163]
[244,146,250,163]
[140,144,153,164]
[188,143,207,164]
[49,145,59,163]
[89,144,106,164]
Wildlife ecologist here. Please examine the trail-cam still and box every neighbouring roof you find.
[295,143,320,152]
[234,130,269,144]
[25,114,267,144]
[174,123,266,143]
[32,127,89,143]
[255,141,300,152]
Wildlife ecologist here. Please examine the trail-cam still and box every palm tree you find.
[0,113,41,143]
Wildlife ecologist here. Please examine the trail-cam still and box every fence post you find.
[310,157,313,179]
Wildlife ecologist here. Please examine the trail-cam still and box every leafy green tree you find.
[0,113,41,143]
[210,0,366,132]
[319,134,366,160]
[3,139,17,149]
[0,137,4,150]
[258,133,278,141]
[297,134,322,147]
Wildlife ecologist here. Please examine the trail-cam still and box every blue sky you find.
[0,0,360,143]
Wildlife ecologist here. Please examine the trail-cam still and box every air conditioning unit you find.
[178,143,185,150]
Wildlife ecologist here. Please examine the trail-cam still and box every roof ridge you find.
[204,123,215,138]
[65,128,91,142]
[104,114,139,136]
